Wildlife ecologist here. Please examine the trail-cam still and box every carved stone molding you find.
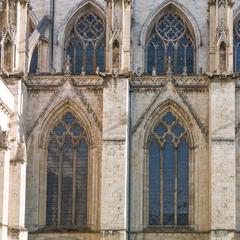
[0,97,14,117]
[0,127,9,150]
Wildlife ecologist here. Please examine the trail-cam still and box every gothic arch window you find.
[234,17,240,72]
[148,111,189,226]
[29,46,38,74]
[146,11,195,75]
[64,9,105,74]
[46,112,88,227]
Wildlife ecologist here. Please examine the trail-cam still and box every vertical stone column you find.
[15,0,28,73]
[7,79,28,240]
[121,0,131,72]
[0,130,10,240]
[100,76,129,240]
[209,75,236,240]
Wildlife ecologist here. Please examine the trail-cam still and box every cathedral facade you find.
[0,0,240,240]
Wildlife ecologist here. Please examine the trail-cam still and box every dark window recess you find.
[29,46,38,74]
[148,111,189,226]
[46,112,88,227]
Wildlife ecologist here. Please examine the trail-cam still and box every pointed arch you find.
[140,1,201,74]
[143,99,195,226]
[56,0,106,72]
[39,98,96,149]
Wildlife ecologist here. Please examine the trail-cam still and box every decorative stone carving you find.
[0,127,9,150]
[10,140,26,165]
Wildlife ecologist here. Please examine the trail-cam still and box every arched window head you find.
[47,112,88,227]
[233,17,240,72]
[65,10,105,74]
[146,12,195,75]
[148,111,189,226]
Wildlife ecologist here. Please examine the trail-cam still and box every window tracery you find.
[46,112,88,227]
[148,111,189,226]
[65,11,105,74]
[146,12,195,75]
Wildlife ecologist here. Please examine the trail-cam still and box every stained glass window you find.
[234,18,240,72]
[46,112,88,227]
[146,13,195,75]
[149,111,189,226]
[65,11,105,74]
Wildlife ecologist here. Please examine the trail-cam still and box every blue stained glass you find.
[46,139,59,226]
[155,123,168,137]
[30,46,38,74]
[76,140,88,226]
[63,112,75,125]
[70,123,84,137]
[149,139,161,225]
[53,122,67,137]
[96,41,105,72]
[147,42,155,74]
[163,112,176,125]
[186,44,194,74]
[86,43,94,74]
[163,136,175,225]
[156,42,165,74]
[236,47,240,72]
[61,136,73,226]
[75,46,83,74]
[172,123,185,137]
[177,139,189,225]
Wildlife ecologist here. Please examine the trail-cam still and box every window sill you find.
[143,225,196,233]
[28,225,99,234]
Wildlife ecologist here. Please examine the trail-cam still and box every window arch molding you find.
[142,100,195,228]
[56,0,106,73]
[139,1,201,74]
[37,99,99,228]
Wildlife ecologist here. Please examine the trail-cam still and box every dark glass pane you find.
[75,46,83,74]
[86,43,94,74]
[163,136,175,225]
[177,43,185,74]
[61,136,73,226]
[96,41,105,72]
[149,139,161,225]
[63,112,75,125]
[236,47,240,72]
[46,139,59,226]
[177,139,189,225]
[147,42,155,74]
[163,112,176,125]
[70,123,84,137]
[30,46,38,74]
[155,123,168,137]
[53,122,67,137]
[76,140,88,226]
[172,123,185,138]
[156,41,165,74]
[186,44,194,74]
